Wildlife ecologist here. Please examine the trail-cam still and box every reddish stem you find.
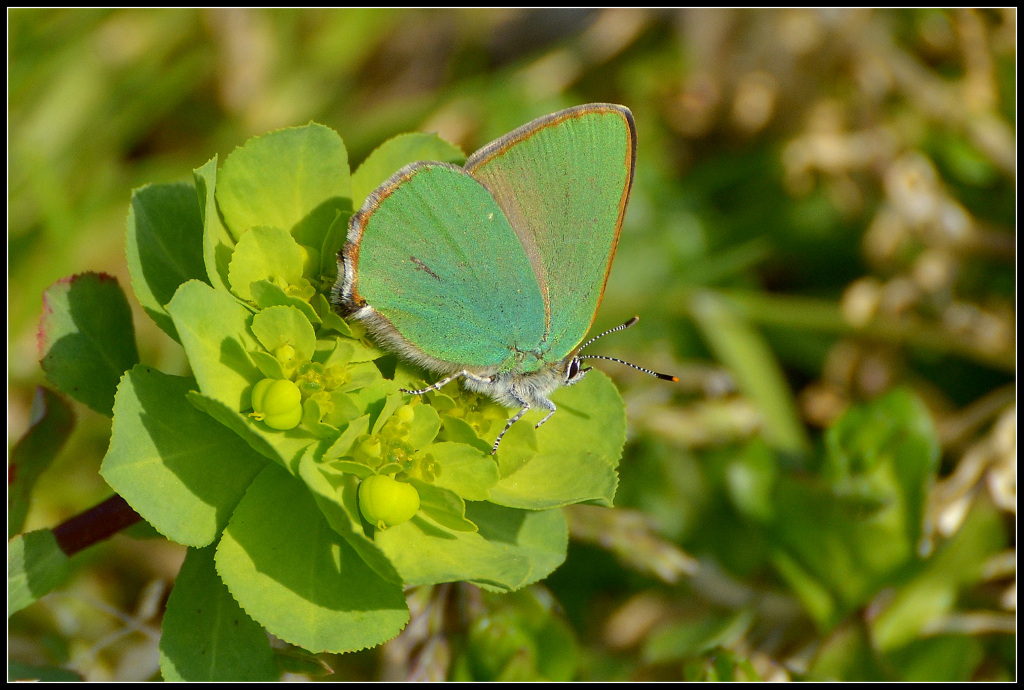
[52,494,142,557]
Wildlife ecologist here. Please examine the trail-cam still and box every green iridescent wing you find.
[465,104,636,361]
[344,162,547,370]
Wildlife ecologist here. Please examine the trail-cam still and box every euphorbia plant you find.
[14,123,627,680]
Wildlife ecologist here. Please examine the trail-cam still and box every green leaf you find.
[806,622,885,681]
[413,482,478,532]
[406,402,442,447]
[487,372,625,509]
[167,280,262,411]
[194,156,235,294]
[464,586,581,681]
[100,366,268,547]
[824,388,939,550]
[644,610,754,663]
[725,439,778,523]
[250,305,317,364]
[273,646,335,677]
[301,397,339,439]
[249,349,287,380]
[39,272,140,416]
[769,389,943,628]
[325,460,375,479]
[216,464,409,653]
[186,391,320,472]
[415,442,499,501]
[466,603,539,680]
[468,502,568,590]
[770,549,838,628]
[327,320,386,363]
[324,414,371,460]
[160,545,278,681]
[351,131,465,209]
[886,635,986,682]
[870,499,1005,652]
[126,182,209,339]
[250,280,321,325]
[371,392,410,435]
[319,211,350,290]
[8,529,71,615]
[373,501,568,591]
[8,387,75,538]
[227,225,308,302]
[216,123,352,249]
[313,292,354,337]
[344,375,399,423]
[689,290,811,455]
[314,337,354,368]
[297,455,404,584]
[438,413,493,454]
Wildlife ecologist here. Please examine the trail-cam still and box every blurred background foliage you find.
[8,8,1015,681]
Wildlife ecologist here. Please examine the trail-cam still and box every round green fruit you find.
[358,474,420,529]
[251,378,303,430]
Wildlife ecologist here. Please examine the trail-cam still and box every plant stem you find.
[52,494,142,557]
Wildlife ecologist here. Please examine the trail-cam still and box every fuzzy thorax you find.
[460,358,586,411]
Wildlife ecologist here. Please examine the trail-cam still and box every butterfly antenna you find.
[579,354,678,381]
[578,316,679,382]
[578,316,641,351]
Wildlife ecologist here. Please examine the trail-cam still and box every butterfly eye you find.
[565,358,591,382]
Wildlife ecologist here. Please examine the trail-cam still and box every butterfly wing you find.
[342,162,547,371]
[465,104,636,362]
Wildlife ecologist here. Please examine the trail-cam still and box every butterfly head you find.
[562,355,592,386]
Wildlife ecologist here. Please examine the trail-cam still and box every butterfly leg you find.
[533,397,557,429]
[490,397,558,454]
[492,404,528,455]
[401,370,493,396]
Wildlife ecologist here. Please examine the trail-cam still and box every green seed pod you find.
[358,474,420,530]
[251,378,303,430]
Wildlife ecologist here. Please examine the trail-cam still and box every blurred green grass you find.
[8,8,1015,681]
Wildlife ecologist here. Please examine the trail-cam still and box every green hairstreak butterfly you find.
[334,103,676,454]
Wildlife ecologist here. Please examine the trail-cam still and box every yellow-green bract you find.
[334,104,638,453]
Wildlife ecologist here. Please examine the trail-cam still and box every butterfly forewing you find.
[465,104,637,362]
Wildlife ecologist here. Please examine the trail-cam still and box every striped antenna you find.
[577,315,640,351]
[578,354,678,381]
[578,316,679,382]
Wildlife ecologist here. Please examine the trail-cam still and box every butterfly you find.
[334,104,675,454]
